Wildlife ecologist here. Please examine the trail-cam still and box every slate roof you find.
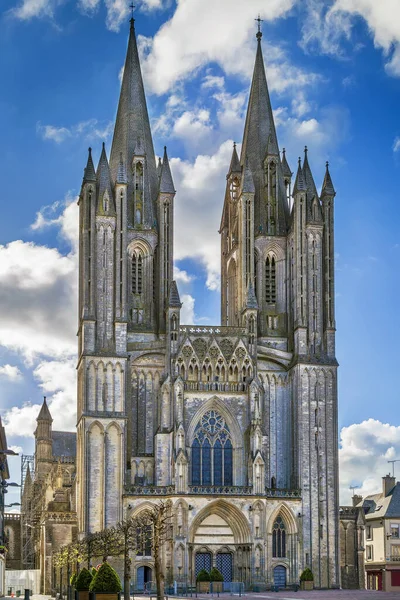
[293,159,306,195]
[321,162,336,196]
[52,431,77,459]
[242,159,255,194]
[168,280,182,307]
[37,397,52,422]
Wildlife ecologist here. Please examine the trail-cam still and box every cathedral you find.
[76,18,339,590]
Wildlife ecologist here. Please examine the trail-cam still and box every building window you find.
[132,252,143,294]
[272,516,286,558]
[366,545,373,561]
[366,525,372,540]
[137,524,152,556]
[191,410,233,486]
[391,524,400,539]
[265,255,276,304]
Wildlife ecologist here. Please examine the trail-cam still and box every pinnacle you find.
[159,146,175,194]
[37,396,53,422]
[168,280,182,308]
[281,148,292,179]
[228,142,241,175]
[83,147,96,183]
[321,161,336,196]
[293,158,306,195]
[302,146,318,198]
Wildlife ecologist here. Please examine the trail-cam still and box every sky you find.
[0,0,399,507]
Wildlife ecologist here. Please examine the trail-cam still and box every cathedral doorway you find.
[137,566,152,591]
[195,552,212,578]
[273,566,286,589]
[216,553,233,582]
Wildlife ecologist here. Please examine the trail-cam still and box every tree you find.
[115,518,139,600]
[91,527,121,564]
[139,501,172,600]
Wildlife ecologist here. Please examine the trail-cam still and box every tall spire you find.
[83,147,96,183]
[302,146,318,198]
[109,19,158,202]
[96,143,114,213]
[228,142,241,175]
[240,30,279,171]
[293,158,306,195]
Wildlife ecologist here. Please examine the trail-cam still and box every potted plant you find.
[89,562,122,600]
[75,567,93,600]
[300,568,314,591]
[210,568,223,593]
[196,569,211,593]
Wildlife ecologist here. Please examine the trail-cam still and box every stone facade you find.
[339,500,365,589]
[20,399,77,593]
[76,20,339,590]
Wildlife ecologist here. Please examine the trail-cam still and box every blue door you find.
[195,552,212,578]
[216,553,233,582]
[137,566,152,591]
[273,566,286,589]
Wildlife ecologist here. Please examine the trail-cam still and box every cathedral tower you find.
[76,18,339,590]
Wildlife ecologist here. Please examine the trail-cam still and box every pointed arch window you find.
[132,250,143,295]
[191,410,233,486]
[272,516,286,558]
[265,255,276,304]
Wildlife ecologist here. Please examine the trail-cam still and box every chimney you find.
[383,474,396,496]
[352,494,362,507]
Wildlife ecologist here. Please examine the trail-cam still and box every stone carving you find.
[192,338,207,359]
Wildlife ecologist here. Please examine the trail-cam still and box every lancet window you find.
[191,410,233,486]
[132,250,143,295]
[272,516,286,558]
[265,255,276,304]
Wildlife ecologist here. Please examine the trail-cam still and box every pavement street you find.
[4,592,398,600]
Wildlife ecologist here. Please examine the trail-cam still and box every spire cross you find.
[255,14,263,39]
[129,2,135,19]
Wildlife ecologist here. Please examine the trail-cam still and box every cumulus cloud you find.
[301,0,400,76]
[339,419,400,504]
[393,137,400,153]
[173,266,195,285]
[180,294,195,324]
[37,119,113,144]
[0,365,22,381]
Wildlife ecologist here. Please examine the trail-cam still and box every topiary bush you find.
[70,573,77,588]
[196,569,211,582]
[300,568,314,582]
[89,562,122,593]
[75,568,93,591]
[209,568,223,582]
[91,568,98,578]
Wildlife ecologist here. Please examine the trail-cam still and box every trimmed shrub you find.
[89,562,122,593]
[209,568,223,582]
[91,568,98,578]
[76,568,93,591]
[300,568,314,582]
[70,573,77,587]
[196,569,210,583]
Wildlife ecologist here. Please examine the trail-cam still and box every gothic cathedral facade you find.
[76,20,339,589]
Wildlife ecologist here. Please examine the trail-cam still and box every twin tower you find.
[76,19,339,590]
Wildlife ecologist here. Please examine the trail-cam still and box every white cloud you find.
[0,365,22,381]
[37,119,113,144]
[301,0,400,76]
[0,197,78,363]
[10,0,59,20]
[393,137,400,152]
[173,266,195,285]
[3,403,43,437]
[33,358,77,430]
[139,0,315,95]
[202,74,225,90]
[180,294,195,324]
[339,419,400,504]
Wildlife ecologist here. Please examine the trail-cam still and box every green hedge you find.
[300,568,314,582]
[209,568,223,582]
[75,568,93,591]
[196,569,210,582]
[89,562,122,593]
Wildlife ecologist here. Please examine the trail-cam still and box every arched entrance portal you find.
[273,566,286,589]
[137,566,152,592]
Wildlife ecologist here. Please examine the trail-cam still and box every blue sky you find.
[0,0,400,504]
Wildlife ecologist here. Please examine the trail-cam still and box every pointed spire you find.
[228,142,241,175]
[240,32,279,170]
[242,158,255,194]
[109,19,158,201]
[83,147,96,183]
[281,148,292,179]
[37,396,52,422]
[246,281,258,309]
[116,152,127,184]
[321,161,336,197]
[302,146,318,198]
[159,146,175,194]
[168,280,182,308]
[293,158,306,195]
[25,464,32,486]
[96,143,114,213]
